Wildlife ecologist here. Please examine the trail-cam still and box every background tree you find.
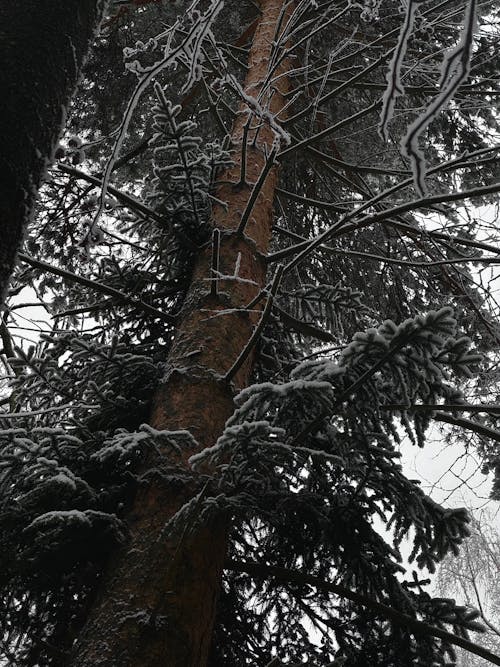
[0,0,499,665]
[435,510,500,666]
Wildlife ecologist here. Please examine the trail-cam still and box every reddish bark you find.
[71,1,293,665]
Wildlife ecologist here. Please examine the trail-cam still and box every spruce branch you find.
[290,332,410,447]
[434,414,500,443]
[273,304,335,343]
[276,181,500,272]
[18,254,176,324]
[279,99,381,159]
[58,164,164,225]
[270,225,500,268]
[227,560,500,667]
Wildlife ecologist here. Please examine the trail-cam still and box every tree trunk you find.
[0,0,104,302]
[70,0,293,665]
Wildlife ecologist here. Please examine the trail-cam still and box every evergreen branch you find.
[227,560,500,666]
[279,99,381,159]
[304,78,500,96]
[284,0,460,126]
[273,304,335,343]
[274,144,499,254]
[384,403,500,415]
[17,254,176,324]
[58,164,164,225]
[225,265,284,382]
[52,303,111,319]
[276,188,345,212]
[0,403,98,419]
[433,413,500,443]
[384,404,500,442]
[304,146,371,197]
[277,181,500,272]
[304,144,411,176]
[270,227,500,268]
[290,334,410,447]
[284,52,387,127]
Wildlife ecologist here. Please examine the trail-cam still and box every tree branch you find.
[57,163,164,225]
[17,253,176,324]
[227,560,500,666]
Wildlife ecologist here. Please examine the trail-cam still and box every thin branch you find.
[210,229,221,298]
[273,303,335,343]
[279,99,381,159]
[433,413,500,443]
[58,164,164,225]
[0,403,98,419]
[225,264,284,381]
[383,403,500,415]
[276,188,345,212]
[237,147,279,235]
[17,254,176,324]
[276,181,500,271]
[227,560,500,666]
[269,228,500,268]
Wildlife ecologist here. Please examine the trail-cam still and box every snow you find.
[401,0,477,194]
[89,0,226,244]
[379,0,418,142]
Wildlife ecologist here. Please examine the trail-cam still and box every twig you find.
[225,265,284,382]
[238,119,251,187]
[210,229,221,298]
[237,147,278,235]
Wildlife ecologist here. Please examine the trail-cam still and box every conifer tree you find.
[0,0,500,665]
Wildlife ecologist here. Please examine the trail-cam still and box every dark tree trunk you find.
[70,1,293,664]
[0,0,105,301]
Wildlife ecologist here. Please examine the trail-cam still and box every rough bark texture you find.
[0,0,104,303]
[70,1,293,665]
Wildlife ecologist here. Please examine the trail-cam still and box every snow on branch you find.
[87,0,225,246]
[402,0,477,194]
[379,0,419,142]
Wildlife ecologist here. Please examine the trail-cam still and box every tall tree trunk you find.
[71,0,293,664]
[0,0,104,302]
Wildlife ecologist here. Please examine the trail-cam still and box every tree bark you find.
[70,0,293,665]
[0,0,105,303]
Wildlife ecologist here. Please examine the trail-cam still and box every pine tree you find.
[1,0,500,665]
